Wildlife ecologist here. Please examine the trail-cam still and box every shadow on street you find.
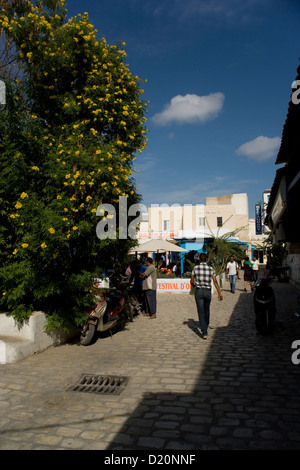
[107,282,300,450]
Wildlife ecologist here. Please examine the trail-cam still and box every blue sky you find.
[67,0,300,218]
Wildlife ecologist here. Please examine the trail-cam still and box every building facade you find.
[265,64,300,287]
[137,193,266,260]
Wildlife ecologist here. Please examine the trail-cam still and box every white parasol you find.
[129,238,188,254]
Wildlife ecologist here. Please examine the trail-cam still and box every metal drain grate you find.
[67,374,129,395]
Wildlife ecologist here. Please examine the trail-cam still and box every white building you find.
[136,193,268,259]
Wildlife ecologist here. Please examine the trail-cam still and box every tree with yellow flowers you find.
[0,0,148,329]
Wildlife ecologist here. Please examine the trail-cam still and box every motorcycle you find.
[110,272,142,320]
[253,278,276,334]
[80,275,141,346]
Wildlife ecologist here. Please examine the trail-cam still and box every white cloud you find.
[152,92,225,125]
[176,0,262,21]
[236,136,281,162]
[136,0,263,25]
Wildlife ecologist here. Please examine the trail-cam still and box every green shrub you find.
[0,1,148,329]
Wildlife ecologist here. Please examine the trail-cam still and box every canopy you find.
[129,238,188,254]
[227,237,249,247]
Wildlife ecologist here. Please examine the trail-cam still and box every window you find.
[163,220,170,231]
[217,217,223,227]
[198,217,205,226]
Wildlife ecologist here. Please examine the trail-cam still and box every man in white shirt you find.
[252,256,259,283]
[226,256,239,293]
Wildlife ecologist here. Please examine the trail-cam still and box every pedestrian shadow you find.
[106,282,300,450]
[183,318,203,339]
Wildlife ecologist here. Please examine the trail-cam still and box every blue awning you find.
[174,237,251,250]
[179,242,204,251]
[227,238,249,247]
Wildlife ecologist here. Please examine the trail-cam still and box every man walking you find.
[252,256,259,283]
[226,255,239,293]
[140,257,157,319]
[191,253,223,339]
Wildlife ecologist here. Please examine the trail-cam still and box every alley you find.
[0,278,300,450]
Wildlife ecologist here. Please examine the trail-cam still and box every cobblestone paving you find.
[0,277,300,450]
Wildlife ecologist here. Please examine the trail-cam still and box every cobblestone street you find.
[0,278,300,450]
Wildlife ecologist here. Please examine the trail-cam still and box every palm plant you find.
[205,216,247,276]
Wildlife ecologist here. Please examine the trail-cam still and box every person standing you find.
[264,259,271,280]
[172,262,181,278]
[243,257,253,292]
[191,253,223,339]
[252,256,259,283]
[226,256,239,293]
[129,259,147,312]
[140,257,157,319]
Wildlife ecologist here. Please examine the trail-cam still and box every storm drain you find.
[67,374,129,395]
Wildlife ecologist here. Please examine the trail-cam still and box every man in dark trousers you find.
[139,257,157,319]
[129,259,147,311]
[191,253,223,339]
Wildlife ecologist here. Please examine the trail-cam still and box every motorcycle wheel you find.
[80,323,96,345]
[255,311,272,335]
[129,295,142,316]
[133,298,142,315]
[125,303,134,322]
[134,303,142,316]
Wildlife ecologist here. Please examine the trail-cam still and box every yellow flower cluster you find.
[0,0,149,257]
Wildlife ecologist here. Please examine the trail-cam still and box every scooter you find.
[79,291,123,346]
[253,278,276,334]
[113,273,142,320]
[106,268,142,319]
[80,276,140,346]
